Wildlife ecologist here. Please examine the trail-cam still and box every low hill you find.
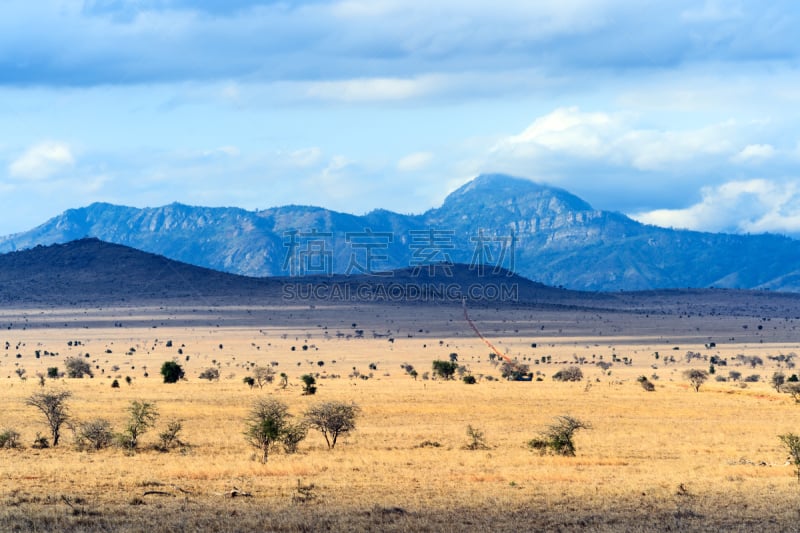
[2,239,800,320]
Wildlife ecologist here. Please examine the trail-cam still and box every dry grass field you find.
[2,302,800,531]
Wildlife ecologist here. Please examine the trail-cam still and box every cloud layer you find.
[0,1,800,237]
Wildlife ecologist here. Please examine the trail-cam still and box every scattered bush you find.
[47,367,60,379]
[500,361,531,381]
[243,376,256,388]
[76,419,114,451]
[301,374,317,395]
[160,361,184,383]
[32,433,49,449]
[464,425,489,450]
[281,423,308,454]
[65,356,93,378]
[252,366,275,388]
[463,375,477,385]
[772,372,786,392]
[637,376,655,391]
[199,367,220,381]
[157,419,185,452]
[784,382,800,403]
[552,366,583,382]
[118,400,158,450]
[304,401,360,449]
[528,415,591,457]
[432,360,458,380]
[744,374,761,383]
[0,428,21,449]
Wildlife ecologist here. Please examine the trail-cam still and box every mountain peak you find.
[445,174,593,212]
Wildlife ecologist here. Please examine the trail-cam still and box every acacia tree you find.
[252,366,275,389]
[119,400,159,450]
[25,390,72,446]
[304,401,360,449]
[244,398,296,462]
[684,369,709,392]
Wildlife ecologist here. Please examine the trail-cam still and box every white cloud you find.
[631,179,800,235]
[397,151,433,172]
[492,106,740,172]
[288,147,322,167]
[732,143,776,163]
[9,141,75,180]
[303,76,445,102]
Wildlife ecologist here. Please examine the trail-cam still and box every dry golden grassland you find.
[1,303,800,531]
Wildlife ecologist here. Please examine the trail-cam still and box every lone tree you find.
[160,361,184,383]
[684,369,709,392]
[772,372,786,392]
[304,401,360,449]
[76,419,114,451]
[432,360,458,380]
[65,356,93,378]
[300,374,317,395]
[252,366,275,389]
[244,398,300,462]
[25,390,72,447]
[119,400,159,450]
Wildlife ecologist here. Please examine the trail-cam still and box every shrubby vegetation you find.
[65,356,93,378]
[552,366,583,382]
[432,360,458,380]
[528,416,591,456]
[160,361,184,383]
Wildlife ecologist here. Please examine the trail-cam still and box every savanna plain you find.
[2,300,800,532]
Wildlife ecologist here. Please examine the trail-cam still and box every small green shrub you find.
[463,375,477,385]
[0,428,21,449]
[464,425,489,450]
[76,419,114,451]
[528,415,591,457]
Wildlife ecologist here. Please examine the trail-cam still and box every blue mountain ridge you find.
[2,173,799,292]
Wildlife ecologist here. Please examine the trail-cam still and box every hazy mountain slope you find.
[2,174,799,291]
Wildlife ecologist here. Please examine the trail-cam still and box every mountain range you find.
[2,173,800,292]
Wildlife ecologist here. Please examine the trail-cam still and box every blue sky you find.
[2,0,800,236]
